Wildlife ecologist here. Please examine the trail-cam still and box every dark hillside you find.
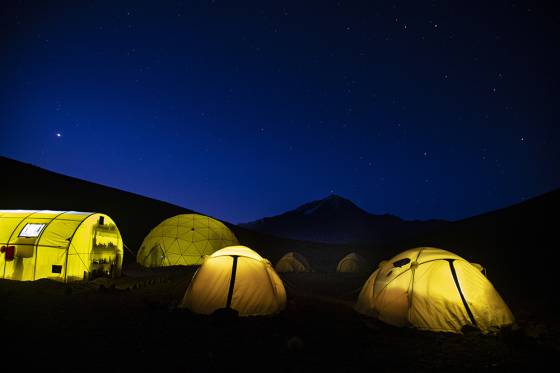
[398,188,560,309]
[0,156,355,269]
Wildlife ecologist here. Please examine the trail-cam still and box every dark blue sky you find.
[1,1,559,223]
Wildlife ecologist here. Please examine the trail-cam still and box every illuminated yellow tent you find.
[137,214,238,267]
[355,247,515,333]
[180,246,286,316]
[337,252,368,273]
[0,210,123,282]
[275,251,311,273]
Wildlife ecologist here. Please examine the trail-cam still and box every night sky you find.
[1,1,559,224]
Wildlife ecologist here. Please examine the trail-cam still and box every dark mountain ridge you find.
[240,194,448,244]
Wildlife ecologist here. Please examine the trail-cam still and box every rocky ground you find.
[2,266,558,372]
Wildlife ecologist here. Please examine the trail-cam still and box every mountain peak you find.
[322,194,350,204]
[295,194,367,217]
[240,194,449,244]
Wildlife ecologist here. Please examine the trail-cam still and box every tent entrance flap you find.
[89,222,121,279]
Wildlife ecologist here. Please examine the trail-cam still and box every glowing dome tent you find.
[180,245,286,316]
[275,251,311,273]
[355,247,514,333]
[137,214,238,267]
[336,252,368,273]
[0,210,123,282]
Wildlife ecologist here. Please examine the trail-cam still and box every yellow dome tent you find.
[275,251,311,273]
[337,252,368,273]
[0,210,123,282]
[355,247,515,333]
[137,214,238,267]
[179,245,286,316]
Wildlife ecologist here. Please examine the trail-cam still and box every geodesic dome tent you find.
[180,245,286,316]
[336,252,368,273]
[0,210,123,282]
[275,251,311,273]
[137,214,238,267]
[355,247,515,333]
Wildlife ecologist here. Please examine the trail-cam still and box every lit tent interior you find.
[275,251,312,273]
[180,245,286,316]
[137,213,238,267]
[355,247,515,333]
[336,252,369,273]
[0,210,123,282]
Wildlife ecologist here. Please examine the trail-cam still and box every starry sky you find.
[1,1,559,224]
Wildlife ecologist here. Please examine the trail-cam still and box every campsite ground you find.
[2,265,557,372]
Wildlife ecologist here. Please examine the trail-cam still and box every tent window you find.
[52,265,62,274]
[393,258,411,268]
[19,223,46,238]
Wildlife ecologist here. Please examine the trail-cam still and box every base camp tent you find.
[137,214,238,267]
[0,210,123,282]
[355,247,515,333]
[180,245,286,316]
[337,252,368,273]
[275,251,311,273]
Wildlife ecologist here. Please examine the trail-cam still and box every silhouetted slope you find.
[241,194,448,244]
[0,156,353,269]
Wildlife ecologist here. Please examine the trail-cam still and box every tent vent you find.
[98,216,104,225]
[393,258,410,268]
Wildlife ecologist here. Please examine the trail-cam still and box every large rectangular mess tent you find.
[0,210,123,282]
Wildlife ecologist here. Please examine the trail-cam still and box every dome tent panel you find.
[355,247,515,333]
[182,255,233,313]
[337,252,368,273]
[137,214,239,267]
[453,260,513,331]
[180,245,286,316]
[0,210,123,282]
[275,251,311,273]
[407,260,469,332]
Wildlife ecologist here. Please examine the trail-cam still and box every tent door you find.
[145,244,165,267]
[90,222,120,280]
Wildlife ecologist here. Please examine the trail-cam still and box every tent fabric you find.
[0,210,123,282]
[137,214,238,267]
[275,251,311,273]
[355,247,514,333]
[179,245,286,316]
[337,252,368,273]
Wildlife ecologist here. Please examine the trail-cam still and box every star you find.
[56,132,62,138]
